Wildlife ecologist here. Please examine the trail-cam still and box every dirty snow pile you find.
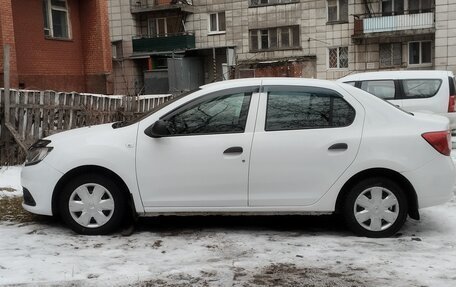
[0,166,22,197]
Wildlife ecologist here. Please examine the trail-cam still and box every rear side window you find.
[360,80,395,100]
[402,79,442,98]
[265,87,355,131]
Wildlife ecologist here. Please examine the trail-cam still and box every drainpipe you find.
[212,47,217,82]
[3,44,10,126]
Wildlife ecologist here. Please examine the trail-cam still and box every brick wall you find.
[79,0,113,93]
[0,0,19,87]
[0,0,112,93]
[11,0,85,91]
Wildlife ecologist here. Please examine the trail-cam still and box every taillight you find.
[448,95,455,112]
[422,131,451,156]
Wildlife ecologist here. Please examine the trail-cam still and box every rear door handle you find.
[328,143,348,151]
[224,146,243,155]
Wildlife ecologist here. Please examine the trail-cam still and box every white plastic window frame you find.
[208,12,226,35]
[43,0,71,39]
[327,0,347,22]
[327,46,349,70]
[408,41,432,67]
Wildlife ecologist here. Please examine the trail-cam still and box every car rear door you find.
[248,85,364,206]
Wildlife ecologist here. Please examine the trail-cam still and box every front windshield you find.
[113,88,201,128]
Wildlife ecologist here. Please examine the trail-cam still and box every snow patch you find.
[0,166,22,198]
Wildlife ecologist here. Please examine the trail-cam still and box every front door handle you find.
[224,146,243,155]
[328,143,348,151]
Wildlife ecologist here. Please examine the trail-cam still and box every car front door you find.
[249,85,364,206]
[136,86,260,209]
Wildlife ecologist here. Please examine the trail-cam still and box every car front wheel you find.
[59,174,127,235]
[343,177,408,238]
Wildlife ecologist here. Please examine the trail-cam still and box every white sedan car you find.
[21,78,455,237]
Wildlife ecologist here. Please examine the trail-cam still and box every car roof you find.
[337,70,454,82]
[201,77,341,90]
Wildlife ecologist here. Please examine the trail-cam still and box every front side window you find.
[209,12,226,33]
[163,91,253,135]
[402,79,442,98]
[265,87,355,131]
[328,47,349,69]
[327,0,348,22]
[43,0,70,39]
[360,80,396,100]
[409,41,432,65]
[380,43,402,67]
[250,26,300,51]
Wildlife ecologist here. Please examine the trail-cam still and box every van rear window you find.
[402,79,442,98]
[449,76,456,95]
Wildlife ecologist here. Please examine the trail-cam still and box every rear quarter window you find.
[402,79,442,98]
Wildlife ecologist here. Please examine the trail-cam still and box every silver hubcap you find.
[68,183,115,228]
[354,186,399,232]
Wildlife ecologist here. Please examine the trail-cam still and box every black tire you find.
[58,173,127,235]
[343,177,408,238]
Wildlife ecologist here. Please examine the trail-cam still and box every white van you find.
[338,71,456,129]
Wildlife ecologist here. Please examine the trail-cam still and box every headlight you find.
[25,140,53,166]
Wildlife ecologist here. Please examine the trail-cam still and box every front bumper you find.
[21,160,63,216]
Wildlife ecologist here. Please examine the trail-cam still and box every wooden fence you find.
[0,89,172,165]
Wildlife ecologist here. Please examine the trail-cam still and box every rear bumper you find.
[21,160,63,216]
[402,156,456,209]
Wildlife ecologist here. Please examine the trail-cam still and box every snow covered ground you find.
[1,166,456,286]
[0,166,22,198]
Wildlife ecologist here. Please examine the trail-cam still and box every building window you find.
[43,0,70,39]
[250,0,298,7]
[382,0,404,16]
[380,43,402,67]
[409,0,432,13]
[250,26,300,52]
[327,0,348,22]
[328,47,348,69]
[408,41,432,65]
[148,18,167,37]
[209,12,226,34]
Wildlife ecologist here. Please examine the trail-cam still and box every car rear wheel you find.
[59,174,127,235]
[343,177,408,238]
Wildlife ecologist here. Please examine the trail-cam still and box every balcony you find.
[132,32,195,53]
[130,0,195,13]
[353,11,435,40]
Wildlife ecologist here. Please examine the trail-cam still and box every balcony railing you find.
[132,32,195,53]
[353,11,434,37]
[130,0,194,13]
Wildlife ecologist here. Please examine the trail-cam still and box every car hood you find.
[44,123,137,146]
[45,123,111,141]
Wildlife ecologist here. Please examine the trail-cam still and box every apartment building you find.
[109,0,456,95]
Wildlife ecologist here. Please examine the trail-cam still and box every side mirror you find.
[144,120,171,138]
